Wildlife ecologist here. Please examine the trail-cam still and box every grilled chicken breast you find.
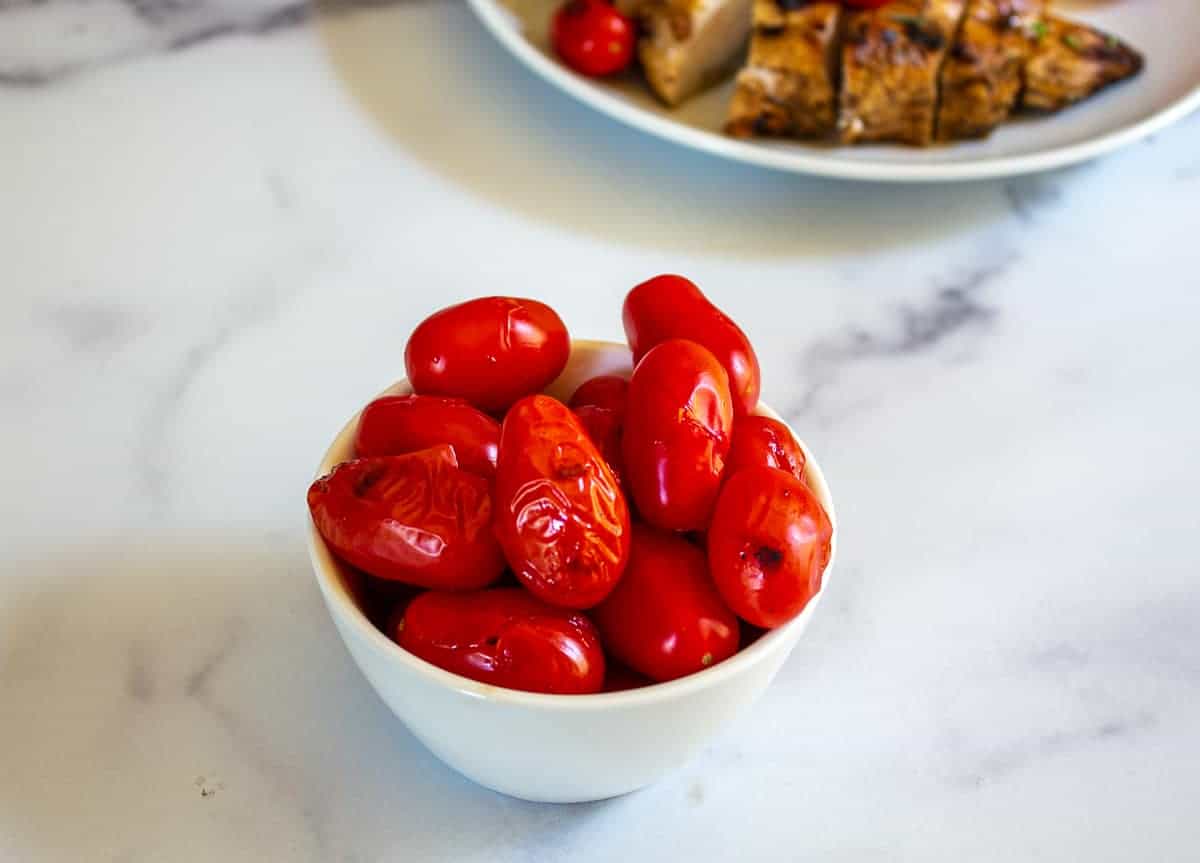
[637,0,755,106]
[838,0,967,146]
[936,0,1043,140]
[1021,16,1144,112]
[726,0,842,138]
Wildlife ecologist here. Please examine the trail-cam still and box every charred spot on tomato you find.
[754,545,784,570]
[352,464,388,497]
[551,442,590,479]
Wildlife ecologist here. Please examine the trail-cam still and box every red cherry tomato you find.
[354,394,500,477]
[726,414,807,484]
[707,466,833,629]
[569,375,629,490]
[404,297,570,414]
[308,446,505,589]
[573,405,626,490]
[551,0,635,78]
[593,524,739,682]
[395,588,605,694]
[568,375,628,412]
[622,339,734,531]
[623,275,761,415]
[494,395,632,609]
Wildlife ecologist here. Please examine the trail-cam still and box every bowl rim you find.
[307,339,838,711]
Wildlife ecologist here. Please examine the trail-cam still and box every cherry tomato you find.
[707,465,833,629]
[569,375,629,490]
[354,394,500,477]
[404,297,570,414]
[494,395,632,609]
[622,339,733,531]
[551,0,635,78]
[726,414,807,484]
[568,375,628,412]
[623,275,761,415]
[308,446,505,589]
[593,524,739,682]
[395,588,605,694]
[573,405,626,490]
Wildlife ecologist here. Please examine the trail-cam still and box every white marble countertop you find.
[3,0,1199,859]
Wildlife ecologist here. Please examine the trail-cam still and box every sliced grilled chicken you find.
[1021,16,1144,112]
[726,0,842,138]
[936,0,1044,140]
[838,0,967,146]
[636,0,755,106]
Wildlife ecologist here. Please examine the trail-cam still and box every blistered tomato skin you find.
[404,297,570,414]
[569,375,630,491]
[494,395,632,609]
[396,588,606,694]
[707,466,833,629]
[623,275,761,415]
[354,394,500,477]
[726,415,806,483]
[593,524,739,683]
[307,446,506,590]
[622,339,734,532]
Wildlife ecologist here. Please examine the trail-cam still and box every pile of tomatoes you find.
[308,276,833,695]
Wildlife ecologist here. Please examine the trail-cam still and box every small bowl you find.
[307,340,837,803]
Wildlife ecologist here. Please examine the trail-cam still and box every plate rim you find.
[467,0,1200,183]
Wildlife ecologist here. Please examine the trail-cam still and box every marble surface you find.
[3,0,1199,859]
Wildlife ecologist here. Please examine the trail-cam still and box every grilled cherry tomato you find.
[568,375,628,412]
[623,275,761,415]
[395,588,605,694]
[404,297,570,414]
[354,394,500,477]
[622,339,733,531]
[569,375,629,490]
[494,395,631,609]
[593,524,739,682]
[308,446,505,589]
[551,0,636,78]
[707,465,833,629]
[726,414,806,483]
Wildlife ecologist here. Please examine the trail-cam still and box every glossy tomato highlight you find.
[396,588,606,694]
[622,339,733,531]
[405,296,569,414]
[355,394,500,477]
[307,446,506,590]
[493,395,632,609]
[726,414,806,483]
[707,466,832,629]
[623,275,761,415]
[593,524,739,682]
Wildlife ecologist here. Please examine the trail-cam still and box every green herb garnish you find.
[1029,20,1047,40]
[1063,33,1084,52]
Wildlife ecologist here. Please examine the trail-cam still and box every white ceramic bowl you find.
[307,340,837,802]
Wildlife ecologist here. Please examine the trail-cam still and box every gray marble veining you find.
[1,0,1198,860]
